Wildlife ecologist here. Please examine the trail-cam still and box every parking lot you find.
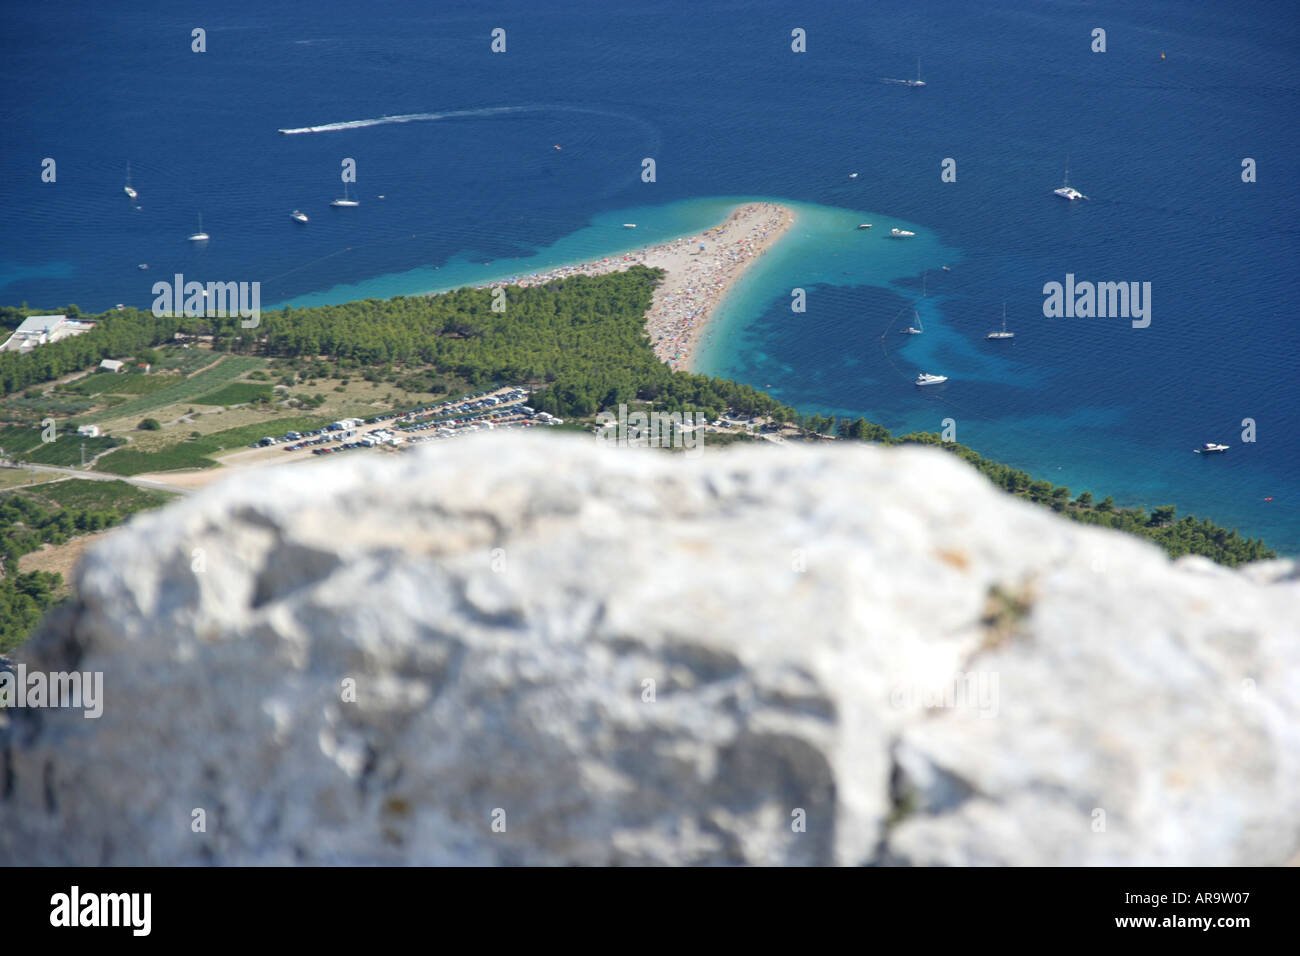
[247,385,565,459]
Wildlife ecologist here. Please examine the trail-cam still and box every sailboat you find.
[187,213,209,242]
[331,182,359,207]
[900,273,926,334]
[1053,161,1087,201]
[986,303,1015,339]
[905,58,926,87]
[123,162,137,200]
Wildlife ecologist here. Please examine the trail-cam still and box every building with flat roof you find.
[0,315,96,354]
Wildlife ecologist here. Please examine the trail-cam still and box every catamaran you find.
[986,303,1015,339]
[331,182,360,207]
[915,372,947,386]
[1053,161,1087,201]
[187,213,209,242]
[123,162,137,200]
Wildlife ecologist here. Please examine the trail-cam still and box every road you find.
[0,463,194,496]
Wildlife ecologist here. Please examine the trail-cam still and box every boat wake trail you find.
[278,106,526,134]
[276,104,653,136]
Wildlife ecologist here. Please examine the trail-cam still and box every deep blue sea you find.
[2,0,1297,552]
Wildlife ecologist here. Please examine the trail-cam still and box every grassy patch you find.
[94,446,219,476]
[0,468,61,491]
[20,478,173,512]
[26,434,119,467]
[82,355,266,424]
[93,414,329,475]
[0,424,43,455]
[1,393,97,417]
[0,426,119,465]
[194,382,273,406]
[61,372,175,397]
[155,348,219,375]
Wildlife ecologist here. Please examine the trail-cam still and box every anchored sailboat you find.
[986,303,1015,339]
[187,213,209,242]
[331,182,359,207]
[901,273,927,334]
[905,58,926,87]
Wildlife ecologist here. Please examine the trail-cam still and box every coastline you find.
[477,202,796,370]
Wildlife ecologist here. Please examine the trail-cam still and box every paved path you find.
[0,463,194,496]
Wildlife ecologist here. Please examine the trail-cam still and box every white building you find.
[76,425,101,438]
[99,359,124,373]
[0,315,96,354]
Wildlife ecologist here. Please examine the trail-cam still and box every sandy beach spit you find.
[479,202,796,370]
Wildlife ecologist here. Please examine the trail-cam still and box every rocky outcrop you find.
[2,432,1297,865]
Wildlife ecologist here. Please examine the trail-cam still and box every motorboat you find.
[888,228,916,238]
[1194,443,1229,454]
[291,209,309,223]
[915,372,948,386]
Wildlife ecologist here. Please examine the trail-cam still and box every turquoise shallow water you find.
[269,197,770,309]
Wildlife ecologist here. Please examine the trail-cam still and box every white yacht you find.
[187,213,209,242]
[904,58,926,87]
[622,223,637,228]
[849,172,859,178]
[857,222,872,230]
[331,183,359,207]
[291,209,309,223]
[888,228,916,238]
[123,162,137,200]
[986,304,1015,339]
[915,372,947,386]
[900,309,923,335]
[1053,162,1087,201]
[1194,443,1229,454]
